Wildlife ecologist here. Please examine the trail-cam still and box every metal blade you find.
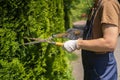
[23,41,42,45]
[23,39,48,45]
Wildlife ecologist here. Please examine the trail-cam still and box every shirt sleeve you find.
[101,1,119,26]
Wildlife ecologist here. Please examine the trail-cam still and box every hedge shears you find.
[23,36,64,46]
[22,28,81,46]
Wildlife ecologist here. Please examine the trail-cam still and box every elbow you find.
[107,45,115,51]
[105,41,116,51]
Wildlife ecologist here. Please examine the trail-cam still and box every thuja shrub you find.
[0,0,74,80]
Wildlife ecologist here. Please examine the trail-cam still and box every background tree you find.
[71,0,93,22]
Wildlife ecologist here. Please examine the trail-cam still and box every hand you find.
[63,40,78,52]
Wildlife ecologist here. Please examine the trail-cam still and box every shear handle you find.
[50,42,64,46]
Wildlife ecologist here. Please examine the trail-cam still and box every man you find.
[63,0,120,80]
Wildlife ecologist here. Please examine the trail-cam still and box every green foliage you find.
[0,58,26,80]
[0,0,74,80]
[71,0,94,22]
[63,0,73,29]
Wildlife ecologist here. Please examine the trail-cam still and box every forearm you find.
[63,24,118,53]
[77,24,119,53]
[77,38,117,53]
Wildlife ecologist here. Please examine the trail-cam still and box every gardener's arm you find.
[64,24,119,53]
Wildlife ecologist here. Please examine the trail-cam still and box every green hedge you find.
[0,0,74,80]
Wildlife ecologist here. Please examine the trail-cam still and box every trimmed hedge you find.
[0,0,74,80]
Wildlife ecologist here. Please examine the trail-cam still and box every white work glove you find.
[63,40,78,52]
